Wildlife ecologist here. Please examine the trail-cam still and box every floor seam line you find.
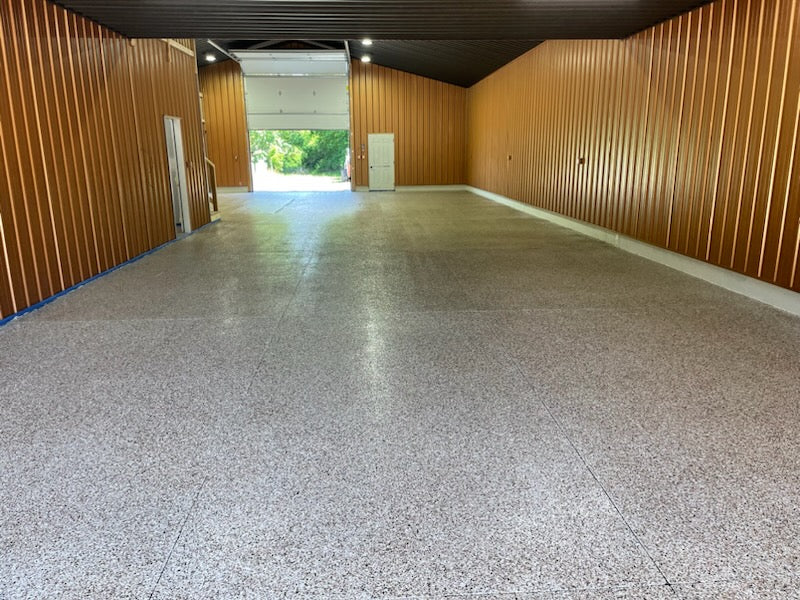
[426,581,679,598]
[243,256,313,396]
[483,321,674,590]
[147,475,209,599]
[529,375,674,588]
[275,198,297,213]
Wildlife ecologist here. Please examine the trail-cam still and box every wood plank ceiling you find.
[55,0,712,87]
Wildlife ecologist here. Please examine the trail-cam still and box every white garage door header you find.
[233,50,349,77]
[232,50,351,130]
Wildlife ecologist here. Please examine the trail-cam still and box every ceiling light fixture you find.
[362,38,373,46]
[361,55,372,63]
[205,53,217,62]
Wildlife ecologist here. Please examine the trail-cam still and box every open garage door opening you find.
[233,50,352,192]
[250,130,350,192]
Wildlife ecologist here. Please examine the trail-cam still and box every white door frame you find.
[368,133,396,191]
[163,116,193,234]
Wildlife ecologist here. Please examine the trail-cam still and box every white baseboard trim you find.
[464,185,800,317]
[218,186,250,193]
[396,185,466,192]
[355,185,467,193]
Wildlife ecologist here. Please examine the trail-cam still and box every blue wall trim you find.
[0,218,221,328]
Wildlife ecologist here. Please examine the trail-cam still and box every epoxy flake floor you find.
[1,191,799,599]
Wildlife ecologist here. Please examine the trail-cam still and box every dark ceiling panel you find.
[197,39,542,87]
[53,1,712,41]
[347,40,542,88]
[65,1,712,88]
[195,39,347,67]
[195,39,228,65]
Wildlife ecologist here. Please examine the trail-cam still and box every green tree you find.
[248,130,275,164]
[303,130,349,175]
[249,130,303,173]
[249,129,349,176]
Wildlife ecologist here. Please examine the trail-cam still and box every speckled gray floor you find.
[1,191,799,600]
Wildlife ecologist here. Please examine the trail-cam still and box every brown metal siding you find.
[467,0,800,292]
[350,60,467,188]
[197,61,252,190]
[0,0,210,320]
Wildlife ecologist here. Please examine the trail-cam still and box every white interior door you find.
[163,116,193,234]
[368,133,395,191]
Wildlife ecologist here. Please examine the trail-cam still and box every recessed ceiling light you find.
[205,53,217,62]
[362,38,373,46]
[361,55,372,63]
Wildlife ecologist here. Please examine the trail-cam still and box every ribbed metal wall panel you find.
[0,0,210,320]
[468,0,800,292]
[350,60,466,187]
[198,61,252,189]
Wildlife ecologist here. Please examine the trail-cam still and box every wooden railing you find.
[205,157,218,212]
